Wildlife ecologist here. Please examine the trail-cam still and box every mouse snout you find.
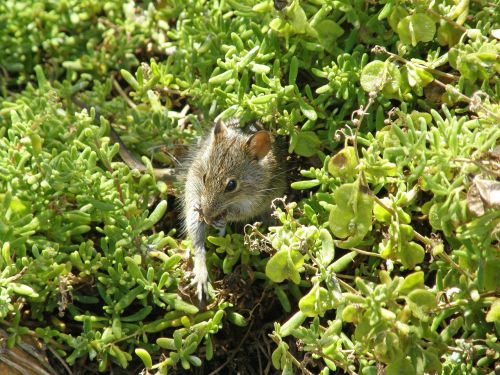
[200,203,215,225]
[202,211,213,225]
[200,202,224,227]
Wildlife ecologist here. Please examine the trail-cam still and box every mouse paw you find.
[190,261,209,302]
[182,248,191,260]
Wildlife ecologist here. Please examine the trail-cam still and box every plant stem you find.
[438,251,473,279]
[350,247,384,258]
[433,291,499,312]
[309,349,358,375]
[373,45,500,121]
[426,7,467,33]
[112,77,137,109]
[269,334,314,375]
[432,80,500,121]
[337,277,358,294]
[373,45,458,81]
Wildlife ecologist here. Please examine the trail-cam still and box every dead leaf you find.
[467,177,500,217]
[474,178,500,208]
[467,184,484,216]
[0,329,58,375]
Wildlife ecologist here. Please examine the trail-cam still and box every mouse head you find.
[198,120,274,225]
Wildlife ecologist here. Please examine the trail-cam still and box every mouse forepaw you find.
[182,248,191,260]
[191,259,209,302]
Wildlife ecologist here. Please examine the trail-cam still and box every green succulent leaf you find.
[399,271,425,294]
[485,299,500,323]
[266,249,304,284]
[329,182,373,248]
[386,357,416,375]
[314,19,344,51]
[328,146,358,179]
[400,241,425,269]
[294,131,321,157]
[407,289,437,317]
[397,13,436,46]
[299,283,334,317]
[317,228,335,267]
[360,60,401,96]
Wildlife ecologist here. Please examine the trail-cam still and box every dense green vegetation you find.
[0,0,498,374]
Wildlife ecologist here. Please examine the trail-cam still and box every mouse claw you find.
[190,258,209,302]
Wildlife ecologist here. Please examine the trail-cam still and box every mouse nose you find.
[200,205,214,225]
[203,214,213,225]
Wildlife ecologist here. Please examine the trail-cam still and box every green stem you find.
[269,334,314,375]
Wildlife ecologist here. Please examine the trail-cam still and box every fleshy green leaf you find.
[386,357,416,375]
[329,182,373,248]
[360,60,401,96]
[299,283,334,317]
[317,228,335,267]
[266,250,304,283]
[328,146,358,179]
[486,299,500,322]
[408,289,437,310]
[314,19,344,51]
[400,241,425,269]
[399,271,424,294]
[397,13,436,46]
[294,131,321,157]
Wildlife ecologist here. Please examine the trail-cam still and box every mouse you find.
[180,119,287,301]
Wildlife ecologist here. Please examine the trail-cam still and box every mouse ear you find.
[213,120,227,139]
[247,131,272,160]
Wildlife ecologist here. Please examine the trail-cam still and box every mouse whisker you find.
[256,188,281,193]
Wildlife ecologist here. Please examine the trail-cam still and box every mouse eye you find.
[225,179,237,192]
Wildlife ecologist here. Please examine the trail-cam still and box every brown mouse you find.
[180,119,287,301]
